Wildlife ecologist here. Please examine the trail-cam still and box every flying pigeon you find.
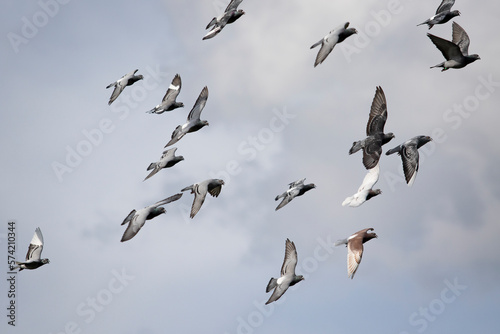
[349,86,395,169]
[165,86,209,147]
[428,21,480,71]
[265,239,304,305]
[310,22,358,67]
[203,0,245,40]
[417,0,460,29]
[181,179,225,218]
[13,227,50,271]
[275,178,316,211]
[147,74,184,114]
[385,135,433,186]
[120,193,183,242]
[106,69,143,105]
[144,147,184,181]
[342,163,381,207]
[335,228,377,279]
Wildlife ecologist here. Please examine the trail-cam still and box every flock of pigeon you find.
[13,0,480,308]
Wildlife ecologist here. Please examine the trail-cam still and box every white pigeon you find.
[342,163,381,207]
[120,193,182,242]
[13,227,50,271]
[106,69,143,105]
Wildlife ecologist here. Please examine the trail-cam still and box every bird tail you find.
[385,146,400,156]
[105,82,116,89]
[349,141,363,155]
[266,277,278,293]
[334,238,348,247]
[310,39,322,49]
[146,108,156,114]
[146,163,156,171]
[342,196,354,207]
[181,185,194,193]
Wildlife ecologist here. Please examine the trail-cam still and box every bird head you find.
[452,10,461,17]
[138,75,144,81]
[42,258,50,264]
[159,207,167,215]
[203,120,209,126]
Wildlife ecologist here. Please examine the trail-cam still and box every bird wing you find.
[187,86,209,121]
[152,193,183,208]
[165,125,185,148]
[401,142,420,186]
[162,74,182,103]
[347,238,363,279]
[366,86,388,135]
[225,0,243,12]
[108,81,126,105]
[207,182,223,198]
[25,227,44,261]
[280,239,298,277]
[427,33,463,60]
[189,183,208,218]
[265,281,289,305]
[161,147,178,160]
[313,33,339,67]
[451,21,470,56]
[120,209,148,242]
[357,163,380,193]
[288,178,305,188]
[436,0,455,14]
[362,138,382,169]
[275,188,299,210]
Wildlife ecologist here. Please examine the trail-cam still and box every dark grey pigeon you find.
[120,193,183,242]
[275,178,316,211]
[335,228,377,279]
[417,0,460,29]
[181,179,225,218]
[106,69,143,105]
[203,0,245,40]
[386,135,433,186]
[428,21,480,71]
[165,86,209,147]
[144,147,184,181]
[265,239,304,305]
[349,86,395,169]
[13,227,50,271]
[310,22,357,67]
[147,74,184,114]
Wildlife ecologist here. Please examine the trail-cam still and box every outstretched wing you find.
[225,0,243,12]
[366,86,388,135]
[187,86,209,121]
[162,74,182,103]
[451,21,470,56]
[436,0,455,14]
[25,227,44,261]
[427,33,463,60]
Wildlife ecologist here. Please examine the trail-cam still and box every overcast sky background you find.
[1,0,500,333]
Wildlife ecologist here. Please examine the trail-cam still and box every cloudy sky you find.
[2,0,500,333]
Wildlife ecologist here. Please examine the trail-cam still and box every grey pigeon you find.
[349,86,395,169]
[428,21,480,71]
[106,69,143,105]
[165,86,209,147]
[147,74,184,114]
[275,178,316,211]
[181,179,225,218]
[342,163,381,207]
[120,193,183,242]
[385,135,433,186]
[310,22,357,67]
[13,227,50,271]
[417,0,460,29]
[144,147,184,181]
[335,228,377,279]
[203,0,245,40]
[265,239,304,305]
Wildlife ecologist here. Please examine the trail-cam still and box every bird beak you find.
[354,29,358,34]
